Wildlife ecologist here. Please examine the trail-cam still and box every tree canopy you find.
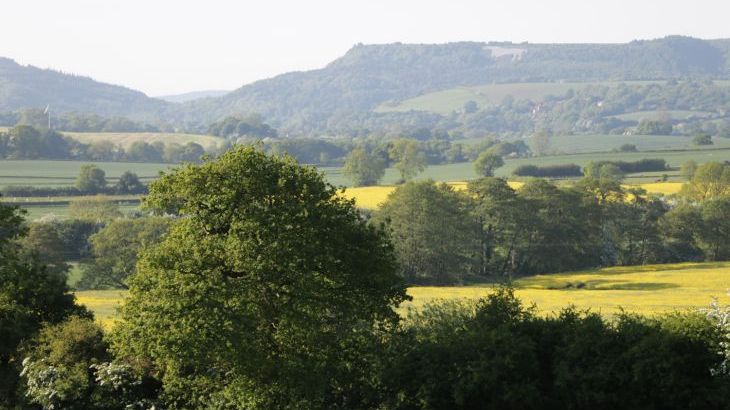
[111,146,408,407]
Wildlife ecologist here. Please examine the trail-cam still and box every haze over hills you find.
[3,36,730,134]
[156,90,230,103]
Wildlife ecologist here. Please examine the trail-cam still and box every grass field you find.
[63,132,225,150]
[610,110,713,122]
[75,262,730,328]
[374,81,664,114]
[0,160,171,187]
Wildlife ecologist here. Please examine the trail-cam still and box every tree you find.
[373,180,478,284]
[530,131,551,156]
[68,196,122,222]
[76,164,107,194]
[79,217,170,289]
[679,162,730,201]
[110,146,408,408]
[0,202,86,407]
[680,160,698,181]
[473,151,504,177]
[343,146,386,186]
[114,171,145,194]
[389,139,427,181]
[619,143,638,152]
[463,100,478,114]
[693,133,713,146]
[20,222,70,276]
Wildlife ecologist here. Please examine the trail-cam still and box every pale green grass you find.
[75,262,730,328]
[0,160,171,187]
[20,203,140,221]
[611,110,713,122]
[63,132,225,150]
[375,81,664,114]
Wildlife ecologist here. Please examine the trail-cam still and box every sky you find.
[2,0,730,96]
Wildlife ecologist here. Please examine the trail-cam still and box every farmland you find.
[76,261,730,328]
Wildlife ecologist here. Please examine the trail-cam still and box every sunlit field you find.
[343,181,682,209]
[76,261,730,328]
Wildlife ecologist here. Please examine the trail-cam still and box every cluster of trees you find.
[4,146,730,409]
[207,115,277,138]
[0,125,209,163]
[375,162,730,284]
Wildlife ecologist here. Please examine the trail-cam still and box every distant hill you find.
[156,90,230,103]
[3,36,730,135]
[181,36,730,134]
[0,57,170,121]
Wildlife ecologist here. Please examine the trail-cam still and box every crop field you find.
[545,134,730,155]
[374,81,664,114]
[63,132,225,150]
[76,262,730,328]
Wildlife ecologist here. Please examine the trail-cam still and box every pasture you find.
[374,81,664,114]
[63,131,225,150]
[76,261,730,328]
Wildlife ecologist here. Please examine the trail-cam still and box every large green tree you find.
[473,151,504,177]
[111,146,408,408]
[373,180,478,284]
[343,145,386,186]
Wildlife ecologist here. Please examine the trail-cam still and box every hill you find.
[0,57,170,121]
[4,36,730,136]
[183,36,730,134]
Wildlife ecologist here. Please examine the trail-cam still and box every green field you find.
[610,110,714,122]
[374,81,664,114]
[0,160,172,187]
[76,261,730,328]
[63,131,225,150]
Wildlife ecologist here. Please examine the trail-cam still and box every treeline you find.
[3,147,730,409]
[0,125,209,163]
[513,159,667,178]
[207,115,278,138]
[0,108,167,132]
[375,161,730,284]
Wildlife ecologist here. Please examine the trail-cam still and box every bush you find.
[380,288,729,409]
[513,164,582,178]
[589,158,667,174]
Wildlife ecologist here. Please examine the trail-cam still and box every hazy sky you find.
[3,0,730,96]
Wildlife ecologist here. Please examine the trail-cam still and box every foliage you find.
[343,146,386,186]
[473,151,504,177]
[79,217,171,289]
[380,288,729,410]
[0,201,87,407]
[68,196,123,223]
[679,162,730,201]
[388,139,427,181]
[76,164,108,194]
[111,146,408,408]
[513,164,582,178]
[374,181,478,284]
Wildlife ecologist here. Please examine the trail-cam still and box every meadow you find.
[76,261,730,328]
[374,81,666,114]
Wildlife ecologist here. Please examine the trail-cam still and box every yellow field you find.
[76,261,730,328]
[343,181,682,209]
